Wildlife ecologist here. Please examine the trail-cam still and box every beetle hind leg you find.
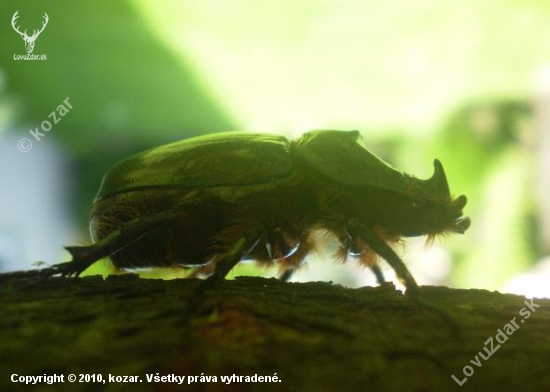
[54,211,189,277]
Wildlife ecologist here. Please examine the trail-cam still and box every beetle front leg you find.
[347,220,461,333]
[368,264,386,285]
[347,219,418,295]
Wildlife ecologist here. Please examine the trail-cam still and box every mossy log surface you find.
[1,275,549,392]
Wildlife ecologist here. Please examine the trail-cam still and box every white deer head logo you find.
[11,11,49,54]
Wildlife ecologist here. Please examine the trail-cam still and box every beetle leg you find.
[344,231,363,257]
[53,211,188,277]
[187,227,265,313]
[279,269,295,282]
[347,219,418,295]
[342,230,387,285]
[346,220,462,333]
[184,262,216,279]
[273,228,300,259]
[248,226,300,261]
[276,229,315,282]
[368,264,386,285]
[209,238,250,283]
[209,226,269,283]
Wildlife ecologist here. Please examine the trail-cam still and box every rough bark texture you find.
[1,275,549,392]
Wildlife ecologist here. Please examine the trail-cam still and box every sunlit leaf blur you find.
[0,0,548,297]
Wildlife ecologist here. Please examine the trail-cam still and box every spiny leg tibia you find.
[347,219,460,335]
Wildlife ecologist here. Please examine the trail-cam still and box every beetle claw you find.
[344,222,388,284]
[49,261,79,277]
[248,226,300,261]
[344,232,364,257]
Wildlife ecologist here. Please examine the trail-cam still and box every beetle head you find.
[374,159,470,237]
[417,159,470,236]
[374,192,469,239]
[403,194,470,237]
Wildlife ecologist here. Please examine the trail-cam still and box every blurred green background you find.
[0,0,548,296]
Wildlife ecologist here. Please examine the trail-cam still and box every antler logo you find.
[11,11,49,54]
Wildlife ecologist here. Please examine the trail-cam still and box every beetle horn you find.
[425,159,450,199]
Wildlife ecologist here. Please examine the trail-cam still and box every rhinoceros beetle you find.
[5,130,470,295]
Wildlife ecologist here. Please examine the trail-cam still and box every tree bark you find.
[1,275,549,391]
